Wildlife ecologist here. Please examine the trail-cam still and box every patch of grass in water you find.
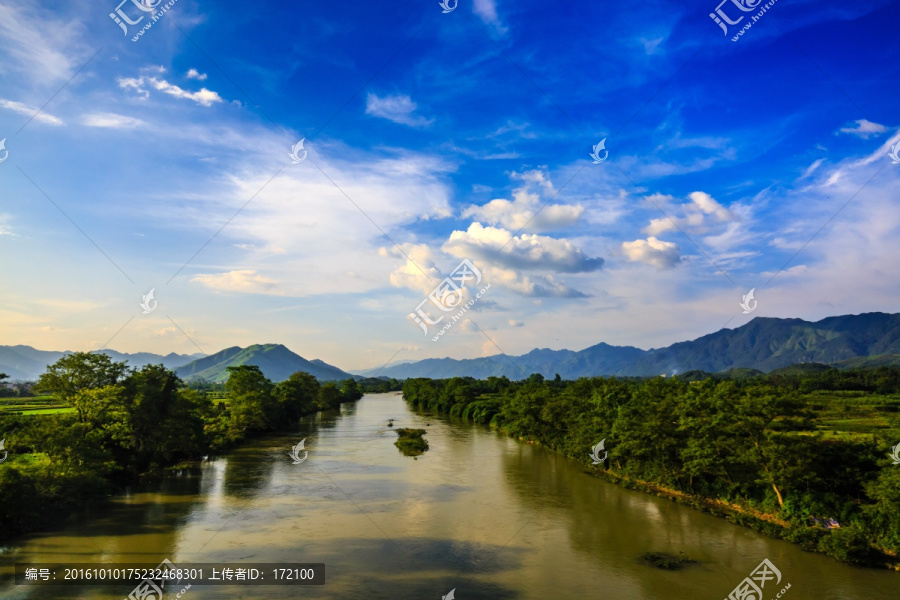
[394,428,429,457]
[640,551,696,570]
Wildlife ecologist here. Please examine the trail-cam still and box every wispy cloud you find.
[191,270,283,295]
[82,112,146,129]
[473,0,508,34]
[0,98,63,125]
[0,1,88,83]
[365,93,433,127]
[118,75,224,107]
[838,119,886,138]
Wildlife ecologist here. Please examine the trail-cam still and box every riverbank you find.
[520,434,900,570]
[401,373,900,570]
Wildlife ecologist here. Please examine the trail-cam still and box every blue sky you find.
[0,0,898,371]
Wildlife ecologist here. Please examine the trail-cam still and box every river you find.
[0,392,897,599]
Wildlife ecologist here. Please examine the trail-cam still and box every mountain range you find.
[0,343,351,384]
[3,312,900,383]
[358,312,900,379]
[0,345,202,381]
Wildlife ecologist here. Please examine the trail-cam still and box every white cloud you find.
[443,222,604,273]
[485,120,534,139]
[689,191,732,220]
[379,244,443,295]
[0,2,88,83]
[802,158,825,178]
[621,236,681,269]
[643,190,734,236]
[462,170,583,232]
[0,214,14,237]
[481,265,588,298]
[473,0,508,33]
[639,37,665,55]
[365,93,433,127]
[191,270,283,295]
[118,76,224,107]
[186,68,207,81]
[150,136,454,298]
[838,119,886,139]
[82,112,146,129]
[0,98,63,125]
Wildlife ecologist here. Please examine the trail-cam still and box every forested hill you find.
[176,343,352,382]
[364,312,900,379]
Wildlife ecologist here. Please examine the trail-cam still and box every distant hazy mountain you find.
[363,312,900,380]
[175,344,352,383]
[0,346,200,381]
[96,349,204,371]
[6,312,899,383]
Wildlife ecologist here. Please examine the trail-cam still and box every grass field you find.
[17,407,76,415]
[0,395,71,415]
[804,390,900,442]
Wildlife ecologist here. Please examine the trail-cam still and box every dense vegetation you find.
[394,428,429,457]
[402,367,900,566]
[0,355,362,542]
[357,376,404,393]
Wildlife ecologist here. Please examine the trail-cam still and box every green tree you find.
[729,387,809,509]
[340,378,363,402]
[225,365,276,431]
[36,353,129,421]
[122,365,205,470]
[276,372,320,422]
[317,382,343,410]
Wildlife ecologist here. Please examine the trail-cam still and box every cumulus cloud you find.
[379,244,443,295]
[462,170,583,232]
[621,236,681,269]
[118,76,224,106]
[186,68,207,81]
[444,222,603,273]
[643,190,734,236]
[381,241,588,299]
[482,265,588,298]
[365,93,433,127]
[0,98,63,125]
[191,270,282,294]
[838,119,886,139]
[82,112,146,129]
